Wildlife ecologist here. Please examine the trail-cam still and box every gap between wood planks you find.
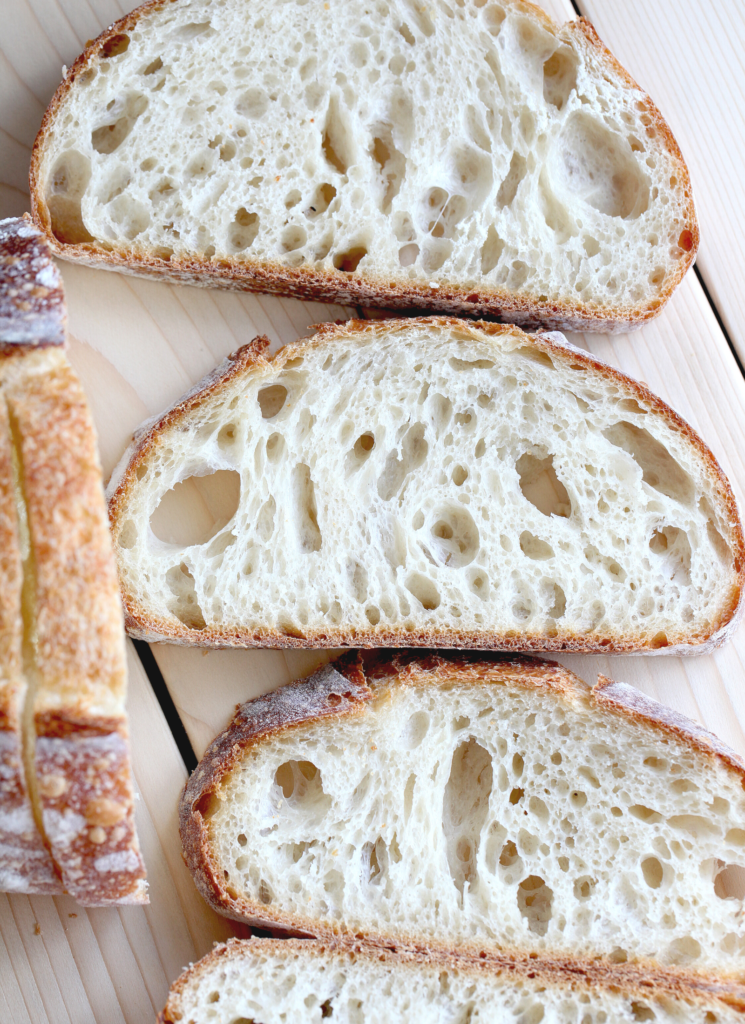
[135,0,745,771]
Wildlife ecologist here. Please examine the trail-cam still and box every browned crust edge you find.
[107,317,745,654]
[158,938,745,1023]
[29,3,698,333]
[178,652,745,971]
[0,219,146,905]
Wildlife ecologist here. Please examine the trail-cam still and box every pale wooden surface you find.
[0,645,240,1024]
[575,0,745,365]
[2,0,745,1021]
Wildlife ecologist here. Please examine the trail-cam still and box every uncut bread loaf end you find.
[0,216,146,905]
[30,0,697,331]
[180,653,745,982]
[106,317,744,654]
[159,938,745,1024]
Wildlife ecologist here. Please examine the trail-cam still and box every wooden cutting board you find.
[2,0,745,1020]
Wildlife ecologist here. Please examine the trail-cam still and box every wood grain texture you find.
[1,0,745,1019]
[0,644,241,1024]
[575,0,745,362]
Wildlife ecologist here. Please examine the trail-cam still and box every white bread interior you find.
[32,0,696,328]
[108,319,743,652]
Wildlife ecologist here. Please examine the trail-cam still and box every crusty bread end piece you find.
[107,317,744,653]
[180,652,745,980]
[159,938,745,1024]
[0,215,146,905]
[30,0,697,331]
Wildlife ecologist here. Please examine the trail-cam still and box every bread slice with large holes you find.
[181,652,745,982]
[30,0,698,332]
[106,317,744,653]
[0,216,146,904]
[158,937,745,1024]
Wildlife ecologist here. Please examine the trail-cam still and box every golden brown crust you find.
[0,349,146,904]
[108,317,745,654]
[179,652,745,954]
[29,3,698,333]
[0,330,62,894]
[158,937,745,1023]
[0,217,146,904]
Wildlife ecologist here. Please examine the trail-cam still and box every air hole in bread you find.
[377,423,428,499]
[714,862,745,900]
[174,21,213,40]
[282,224,307,253]
[630,1001,656,1021]
[497,153,527,208]
[322,94,355,174]
[306,182,337,219]
[480,225,505,275]
[628,805,662,824]
[92,93,148,154]
[519,531,554,561]
[143,56,163,75]
[165,562,206,628]
[101,33,130,58]
[398,22,415,45]
[452,464,468,486]
[666,935,701,965]
[641,856,664,889]
[108,193,151,240]
[292,464,322,552]
[217,422,238,451]
[429,506,479,567]
[399,243,419,266]
[150,469,240,547]
[573,875,595,900]
[443,738,493,897]
[118,519,137,550]
[258,384,288,418]
[46,151,94,244]
[543,46,578,110]
[516,451,570,518]
[648,526,692,586]
[371,128,405,214]
[517,875,553,935]
[603,422,694,505]
[449,356,495,372]
[405,573,440,610]
[274,760,331,816]
[228,207,259,251]
[333,246,367,272]
[353,431,375,460]
[552,112,649,220]
[699,499,732,565]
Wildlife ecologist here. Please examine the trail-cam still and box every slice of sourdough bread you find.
[30,0,697,331]
[107,318,744,653]
[159,938,745,1024]
[181,653,745,980]
[0,216,146,904]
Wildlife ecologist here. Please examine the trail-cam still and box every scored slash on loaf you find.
[30,0,697,330]
[106,317,744,653]
[0,215,146,905]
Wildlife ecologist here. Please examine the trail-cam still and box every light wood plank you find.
[3,0,745,1019]
[0,647,241,1024]
[575,0,745,362]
